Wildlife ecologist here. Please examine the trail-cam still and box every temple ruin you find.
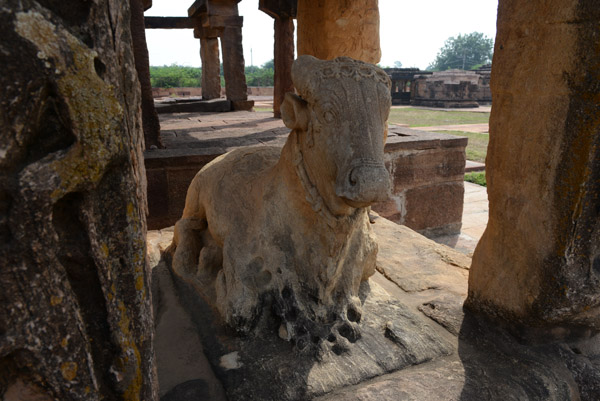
[1,0,599,400]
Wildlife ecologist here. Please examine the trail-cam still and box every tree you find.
[428,32,493,71]
[394,61,403,68]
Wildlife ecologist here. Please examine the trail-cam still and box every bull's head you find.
[281,55,392,216]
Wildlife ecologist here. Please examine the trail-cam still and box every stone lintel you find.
[194,26,222,39]
[144,16,201,29]
[200,14,243,28]
[259,0,298,19]
[188,0,208,17]
[189,0,242,18]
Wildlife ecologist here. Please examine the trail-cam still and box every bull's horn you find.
[291,55,322,103]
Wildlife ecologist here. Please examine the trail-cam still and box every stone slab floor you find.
[147,214,598,400]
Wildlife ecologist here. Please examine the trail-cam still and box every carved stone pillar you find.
[200,36,222,100]
[296,0,381,64]
[273,17,295,118]
[221,26,248,103]
[0,1,157,399]
[130,0,162,149]
[466,0,600,337]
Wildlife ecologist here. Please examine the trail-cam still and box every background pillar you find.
[130,0,163,149]
[200,36,222,99]
[273,17,295,118]
[296,0,381,64]
[221,26,249,103]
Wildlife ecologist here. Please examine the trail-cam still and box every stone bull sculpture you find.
[169,55,392,352]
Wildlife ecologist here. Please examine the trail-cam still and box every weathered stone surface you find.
[273,16,295,118]
[467,0,600,333]
[404,183,465,236]
[221,26,248,102]
[373,216,470,294]
[167,56,392,349]
[131,0,163,149]
[411,70,489,108]
[372,128,467,236]
[152,261,226,400]
[200,37,221,100]
[297,0,381,63]
[154,98,232,113]
[0,1,156,399]
[149,215,600,400]
[167,272,454,401]
[231,99,255,111]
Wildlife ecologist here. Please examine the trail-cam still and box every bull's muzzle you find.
[336,161,391,208]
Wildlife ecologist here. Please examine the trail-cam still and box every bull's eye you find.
[322,110,335,124]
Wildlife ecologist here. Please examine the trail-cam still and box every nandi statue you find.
[169,55,392,352]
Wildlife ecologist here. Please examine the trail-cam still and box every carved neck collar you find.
[290,132,360,229]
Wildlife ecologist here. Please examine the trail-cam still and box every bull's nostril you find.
[348,170,358,186]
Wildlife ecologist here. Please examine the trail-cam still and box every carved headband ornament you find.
[292,55,391,104]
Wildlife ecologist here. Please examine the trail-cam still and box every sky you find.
[145,0,498,70]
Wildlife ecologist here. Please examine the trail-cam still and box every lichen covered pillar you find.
[466,0,600,336]
[221,26,248,103]
[273,17,295,118]
[0,0,157,399]
[296,0,381,63]
[200,36,222,100]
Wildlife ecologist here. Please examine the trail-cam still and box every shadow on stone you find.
[457,311,600,400]
[161,380,210,401]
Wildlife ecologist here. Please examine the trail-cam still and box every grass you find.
[465,171,487,186]
[434,130,489,163]
[253,106,490,163]
[388,107,489,127]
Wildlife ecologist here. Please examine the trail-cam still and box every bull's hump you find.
[210,147,281,181]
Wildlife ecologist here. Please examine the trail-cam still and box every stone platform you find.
[147,217,600,400]
[144,111,467,237]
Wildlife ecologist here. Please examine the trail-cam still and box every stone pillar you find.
[466,0,600,336]
[0,1,157,400]
[296,0,381,64]
[130,0,163,149]
[273,17,295,118]
[221,26,249,104]
[200,36,222,100]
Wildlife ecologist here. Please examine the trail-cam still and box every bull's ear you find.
[281,93,309,131]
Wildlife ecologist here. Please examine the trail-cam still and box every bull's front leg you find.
[169,217,207,277]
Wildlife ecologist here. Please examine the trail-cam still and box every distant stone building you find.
[385,65,492,108]
[384,68,431,105]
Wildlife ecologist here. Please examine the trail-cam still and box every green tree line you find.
[427,32,493,71]
[150,60,275,88]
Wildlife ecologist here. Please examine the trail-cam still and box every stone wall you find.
[372,128,467,237]
[145,125,466,236]
[151,86,274,98]
[411,70,491,108]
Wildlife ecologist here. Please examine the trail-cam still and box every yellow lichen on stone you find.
[61,337,69,348]
[60,361,78,381]
[135,275,144,291]
[116,301,143,401]
[14,10,125,201]
[101,243,110,258]
[50,295,63,306]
